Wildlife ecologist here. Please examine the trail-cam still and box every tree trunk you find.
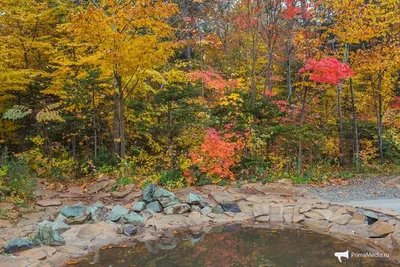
[377,75,384,163]
[119,90,126,160]
[349,78,359,167]
[297,87,308,170]
[337,84,344,165]
[285,37,292,101]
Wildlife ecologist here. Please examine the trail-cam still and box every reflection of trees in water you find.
[77,226,396,267]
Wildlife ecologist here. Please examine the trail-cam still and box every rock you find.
[37,199,62,207]
[199,201,209,209]
[364,211,379,225]
[0,255,31,267]
[146,201,163,213]
[304,211,324,220]
[212,206,224,214]
[60,203,86,218]
[293,214,305,223]
[153,187,179,207]
[211,191,245,203]
[332,207,348,217]
[142,183,157,203]
[36,225,65,246]
[256,216,270,222]
[253,204,270,218]
[4,239,34,254]
[191,205,201,212]
[123,212,144,226]
[19,247,55,261]
[123,225,137,236]
[313,203,329,209]
[299,204,312,213]
[87,181,111,194]
[68,214,90,225]
[200,206,212,215]
[283,213,293,223]
[0,219,12,228]
[186,193,203,205]
[111,188,132,198]
[132,201,146,212]
[304,219,329,230]
[221,203,241,213]
[36,220,71,234]
[329,214,352,225]
[313,209,333,220]
[140,209,155,222]
[164,203,191,215]
[87,204,106,223]
[369,220,394,238]
[107,205,129,221]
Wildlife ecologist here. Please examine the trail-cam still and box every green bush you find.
[0,148,36,203]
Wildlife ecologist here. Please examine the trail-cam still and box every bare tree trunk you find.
[297,87,308,170]
[119,89,126,159]
[285,37,292,101]
[349,78,359,166]
[337,84,344,165]
[377,75,384,163]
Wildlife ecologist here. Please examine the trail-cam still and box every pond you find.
[73,225,396,267]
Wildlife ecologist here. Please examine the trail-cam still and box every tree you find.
[63,0,178,159]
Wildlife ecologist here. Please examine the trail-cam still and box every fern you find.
[36,102,65,123]
[2,105,32,120]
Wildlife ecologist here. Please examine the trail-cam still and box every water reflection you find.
[74,224,396,267]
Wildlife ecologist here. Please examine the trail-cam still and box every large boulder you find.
[164,203,191,215]
[153,187,179,207]
[369,220,394,238]
[142,183,157,203]
[60,203,86,218]
[186,193,203,205]
[132,201,146,212]
[123,212,144,226]
[146,201,163,213]
[35,225,66,246]
[107,205,129,222]
[87,203,107,223]
[4,238,34,254]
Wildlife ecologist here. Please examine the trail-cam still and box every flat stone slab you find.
[37,199,62,207]
[343,199,400,213]
[211,191,246,203]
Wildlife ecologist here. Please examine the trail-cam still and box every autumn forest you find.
[1,0,400,201]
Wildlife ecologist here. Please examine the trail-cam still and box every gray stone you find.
[299,204,312,213]
[147,201,163,213]
[123,225,137,236]
[37,199,62,207]
[363,210,378,219]
[256,215,270,222]
[140,209,156,221]
[304,211,324,220]
[199,201,209,209]
[68,213,90,225]
[221,203,241,213]
[212,206,224,214]
[211,191,245,203]
[35,225,65,246]
[37,220,71,234]
[191,205,201,212]
[153,187,179,207]
[87,203,106,223]
[186,193,203,205]
[369,220,394,238]
[142,183,157,203]
[253,204,270,218]
[123,212,144,226]
[4,238,34,254]
[87,180,111,194]
[132,201,146,212]
[329,214,352,225]
[313,209,333,220]
[107,205,129,221]
[164,203,191,215]
[200,206,212,215]
[293,214,305,223]
[60,203,86,218]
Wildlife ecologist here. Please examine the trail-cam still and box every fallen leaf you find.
[66,260,79,265]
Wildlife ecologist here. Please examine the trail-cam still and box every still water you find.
[74,224,396,267]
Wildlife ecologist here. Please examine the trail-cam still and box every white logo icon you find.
[334,250,350,262]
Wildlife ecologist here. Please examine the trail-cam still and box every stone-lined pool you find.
[72,225,396,267]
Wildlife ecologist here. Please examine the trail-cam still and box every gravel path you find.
[302,176,400,203]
